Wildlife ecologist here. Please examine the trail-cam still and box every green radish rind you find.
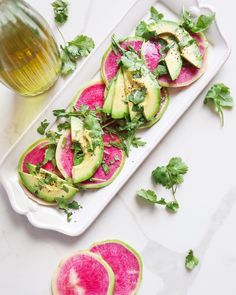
[51,250,115,295]
[78,149,126,189]
[89,239,143,295]
[140,88,170,129]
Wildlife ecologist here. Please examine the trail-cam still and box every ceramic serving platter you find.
[0,0,230,236]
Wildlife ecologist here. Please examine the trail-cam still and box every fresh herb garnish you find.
[131,136,146,148]
[71,141,84,166]
[204,83,233,126]
[150,6,164,22]
[37,119,50,135]
[42,145,57,167]
[56,197,82,222]
[60,35,95,75]
[57,121,70,131]
[137,189,179,212]
[181,9,215,33]
[101,161,110,175]
[52,0,68,24]
[128,88,146,105]
[185,249,199,270]
[140,157,188,212]
[135,21,157,40]
[153,63,168,77]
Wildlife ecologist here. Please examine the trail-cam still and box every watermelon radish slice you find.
[90,240,142,295]
[158,33,208,87]
[56,130,126,188]
[70,81,105,111]
[52,251,115,295]
[80,133,125,188]
[101,38,144,86]
[18,138,55,174]
[140,88,169,129]
[18,139,59,206]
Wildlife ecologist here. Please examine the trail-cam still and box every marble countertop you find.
[0,0,236,294]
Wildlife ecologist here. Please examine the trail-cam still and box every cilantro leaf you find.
[60,35,95,76]
[128,88,146,105]
[181,9,215,33]
[55,197,82,222]
[185,249,199,270]
[204,83,234,126]
[57,121,70,131]
[153,63,168,77]
[52,0,68,25]
[101,162,110,175]
[137,189,166,204]
[150,6,164,22]
[152,157,188,189]
[131,136,146,148]
[135,21,157,40]
[37,119,49,135]
[166,201,179,213]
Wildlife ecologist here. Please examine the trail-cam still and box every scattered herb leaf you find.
[37,119,49,135]
[185,249,199,270]
[204,83,233,126]
[150,6,164,22]
[52,0,68,25]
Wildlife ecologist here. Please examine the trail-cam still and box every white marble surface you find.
[0,0,236,294]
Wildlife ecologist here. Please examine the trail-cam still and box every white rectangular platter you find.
[0,0,230,236]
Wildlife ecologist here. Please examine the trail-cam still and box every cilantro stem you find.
[56,25,66,45]
[102,120,116,129]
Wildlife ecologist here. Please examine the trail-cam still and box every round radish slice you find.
[90,240,142,295]
[52,251,115,295]
[101,38,144,86]
[71,81,106,111]
[56,131,126,188]
[18,138,55,173]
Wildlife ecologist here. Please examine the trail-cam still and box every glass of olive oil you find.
[0,0,61,96]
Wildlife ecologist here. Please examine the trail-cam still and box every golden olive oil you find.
[0,0,61,96]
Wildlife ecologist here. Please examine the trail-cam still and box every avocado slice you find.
[148,20,202,68]
[71,116,104,184]
[133,74,161,121]
[103,78,116,114]
[19,164,78,203]
[161,35,182,80]
[111,69,128,119]
[123,69,140,121]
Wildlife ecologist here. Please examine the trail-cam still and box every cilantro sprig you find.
[204,83,233,126]
[185,249,199,270]
[60,35,95,75]
[56,197,82,222]
[52,0,68,25]
[37,119,50,135]
[181,9,215,33]
[137,157,188,213]
[137,189,179,212]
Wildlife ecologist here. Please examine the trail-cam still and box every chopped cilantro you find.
[56,197,82,222]
[150,6,164,22]
[185,249,199,270]
[181,9,215,33]
[37,119,49,135]
[52,0,68,25]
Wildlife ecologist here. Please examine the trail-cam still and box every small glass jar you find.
[0,0,61,96]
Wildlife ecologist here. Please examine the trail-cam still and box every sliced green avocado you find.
[71,116,104,184]
[161,35,182,80]
[111,69,128,119]
[133,74,161,121]
[103,78,116,114]
[19,164,78,203]
[148,20,202,68]
[72,146,104,183]
[123,69,139,121]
